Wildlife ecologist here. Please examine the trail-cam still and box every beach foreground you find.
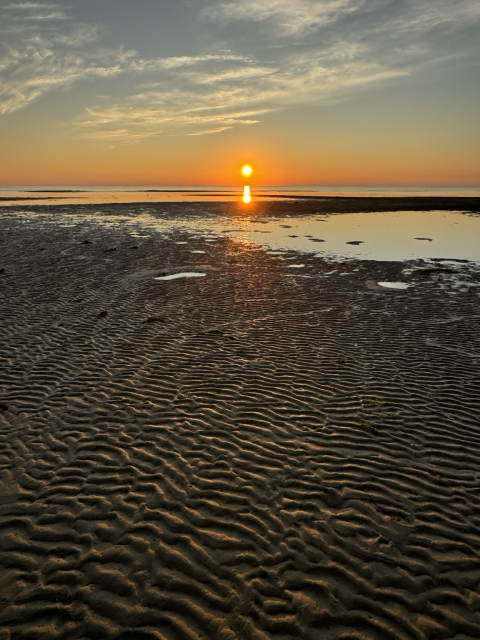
[1,202,480,640]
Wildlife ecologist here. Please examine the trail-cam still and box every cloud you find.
[188,126,233,136]
[78,0,480,143]
[1,0,479,144]
[145,54,253,71]
[0,40,138,114]
[204,0,361,35]
[16,11,69,20]
[78,96,270,144]
[0,2,260,119]
[74,38,408,144]
[2,1,70,21]
[205,0,480,36]
[76,55,405,144]
[3,2,60,9]
[0,2,134,114]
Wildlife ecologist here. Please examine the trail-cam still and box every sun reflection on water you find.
[243,185,251,204]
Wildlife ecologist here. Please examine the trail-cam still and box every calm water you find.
[233,210,480,262]
[1,184,479,206]
[4,206,480,263]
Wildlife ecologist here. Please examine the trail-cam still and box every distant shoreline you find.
[1,195,479,213]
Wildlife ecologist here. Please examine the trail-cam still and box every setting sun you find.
[241,164,253,178]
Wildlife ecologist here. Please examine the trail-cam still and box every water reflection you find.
[4,207,480,263]
[243,185,251,204]
[2,185,479,206]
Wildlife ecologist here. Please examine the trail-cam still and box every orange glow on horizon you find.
[0,132,477,187]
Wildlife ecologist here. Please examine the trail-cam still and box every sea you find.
[1,185,479,264]
[0,185,479,206]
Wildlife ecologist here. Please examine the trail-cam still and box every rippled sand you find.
[1,203,480,640]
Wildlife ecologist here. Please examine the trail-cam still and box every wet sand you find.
[1,194,480,210]
[1,202,480,639]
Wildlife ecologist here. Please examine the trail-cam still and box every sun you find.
[241,164,253,178]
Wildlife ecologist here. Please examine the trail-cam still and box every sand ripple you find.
[1,206,480,639]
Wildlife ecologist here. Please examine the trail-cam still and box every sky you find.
[0,0,479,186]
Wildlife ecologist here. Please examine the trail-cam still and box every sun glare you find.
[241,164,253,178]
[243,185,251,204]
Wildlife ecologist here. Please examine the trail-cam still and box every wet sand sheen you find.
[1,202,480,640]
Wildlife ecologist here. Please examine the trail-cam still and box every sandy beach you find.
[1,200,480,640]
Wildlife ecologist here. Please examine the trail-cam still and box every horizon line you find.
[1,184,479,190]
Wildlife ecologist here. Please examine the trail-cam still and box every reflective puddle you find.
[228,210,480,262]
[155,272,206,281]
[7,207,480,263]
[377,282,410,290]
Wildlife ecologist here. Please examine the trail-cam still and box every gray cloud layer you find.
[1,0,479,142]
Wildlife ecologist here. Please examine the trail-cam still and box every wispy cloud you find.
[188,126,232,136]
[15,10,69,20]
[203,0,361,35]
[0,41,137,114]
[1,0,479,144]
[77,0,480,143]
[78,97,270,144]
[3,1,70,21]
[205,0,480,36]
[0,2,135,114]
[75,40,408,144]
[144,54,253,71]
[3,2,61,9]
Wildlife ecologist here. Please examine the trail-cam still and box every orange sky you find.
[2,108,478,186]
[0,0,479,186]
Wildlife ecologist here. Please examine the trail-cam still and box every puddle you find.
[155,272,206,281]
[377,282,410,290]
[7,207,480,264]
[221,210,480,262]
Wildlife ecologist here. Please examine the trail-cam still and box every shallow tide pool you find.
[7,208,480,263]
[228,210,480,262]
